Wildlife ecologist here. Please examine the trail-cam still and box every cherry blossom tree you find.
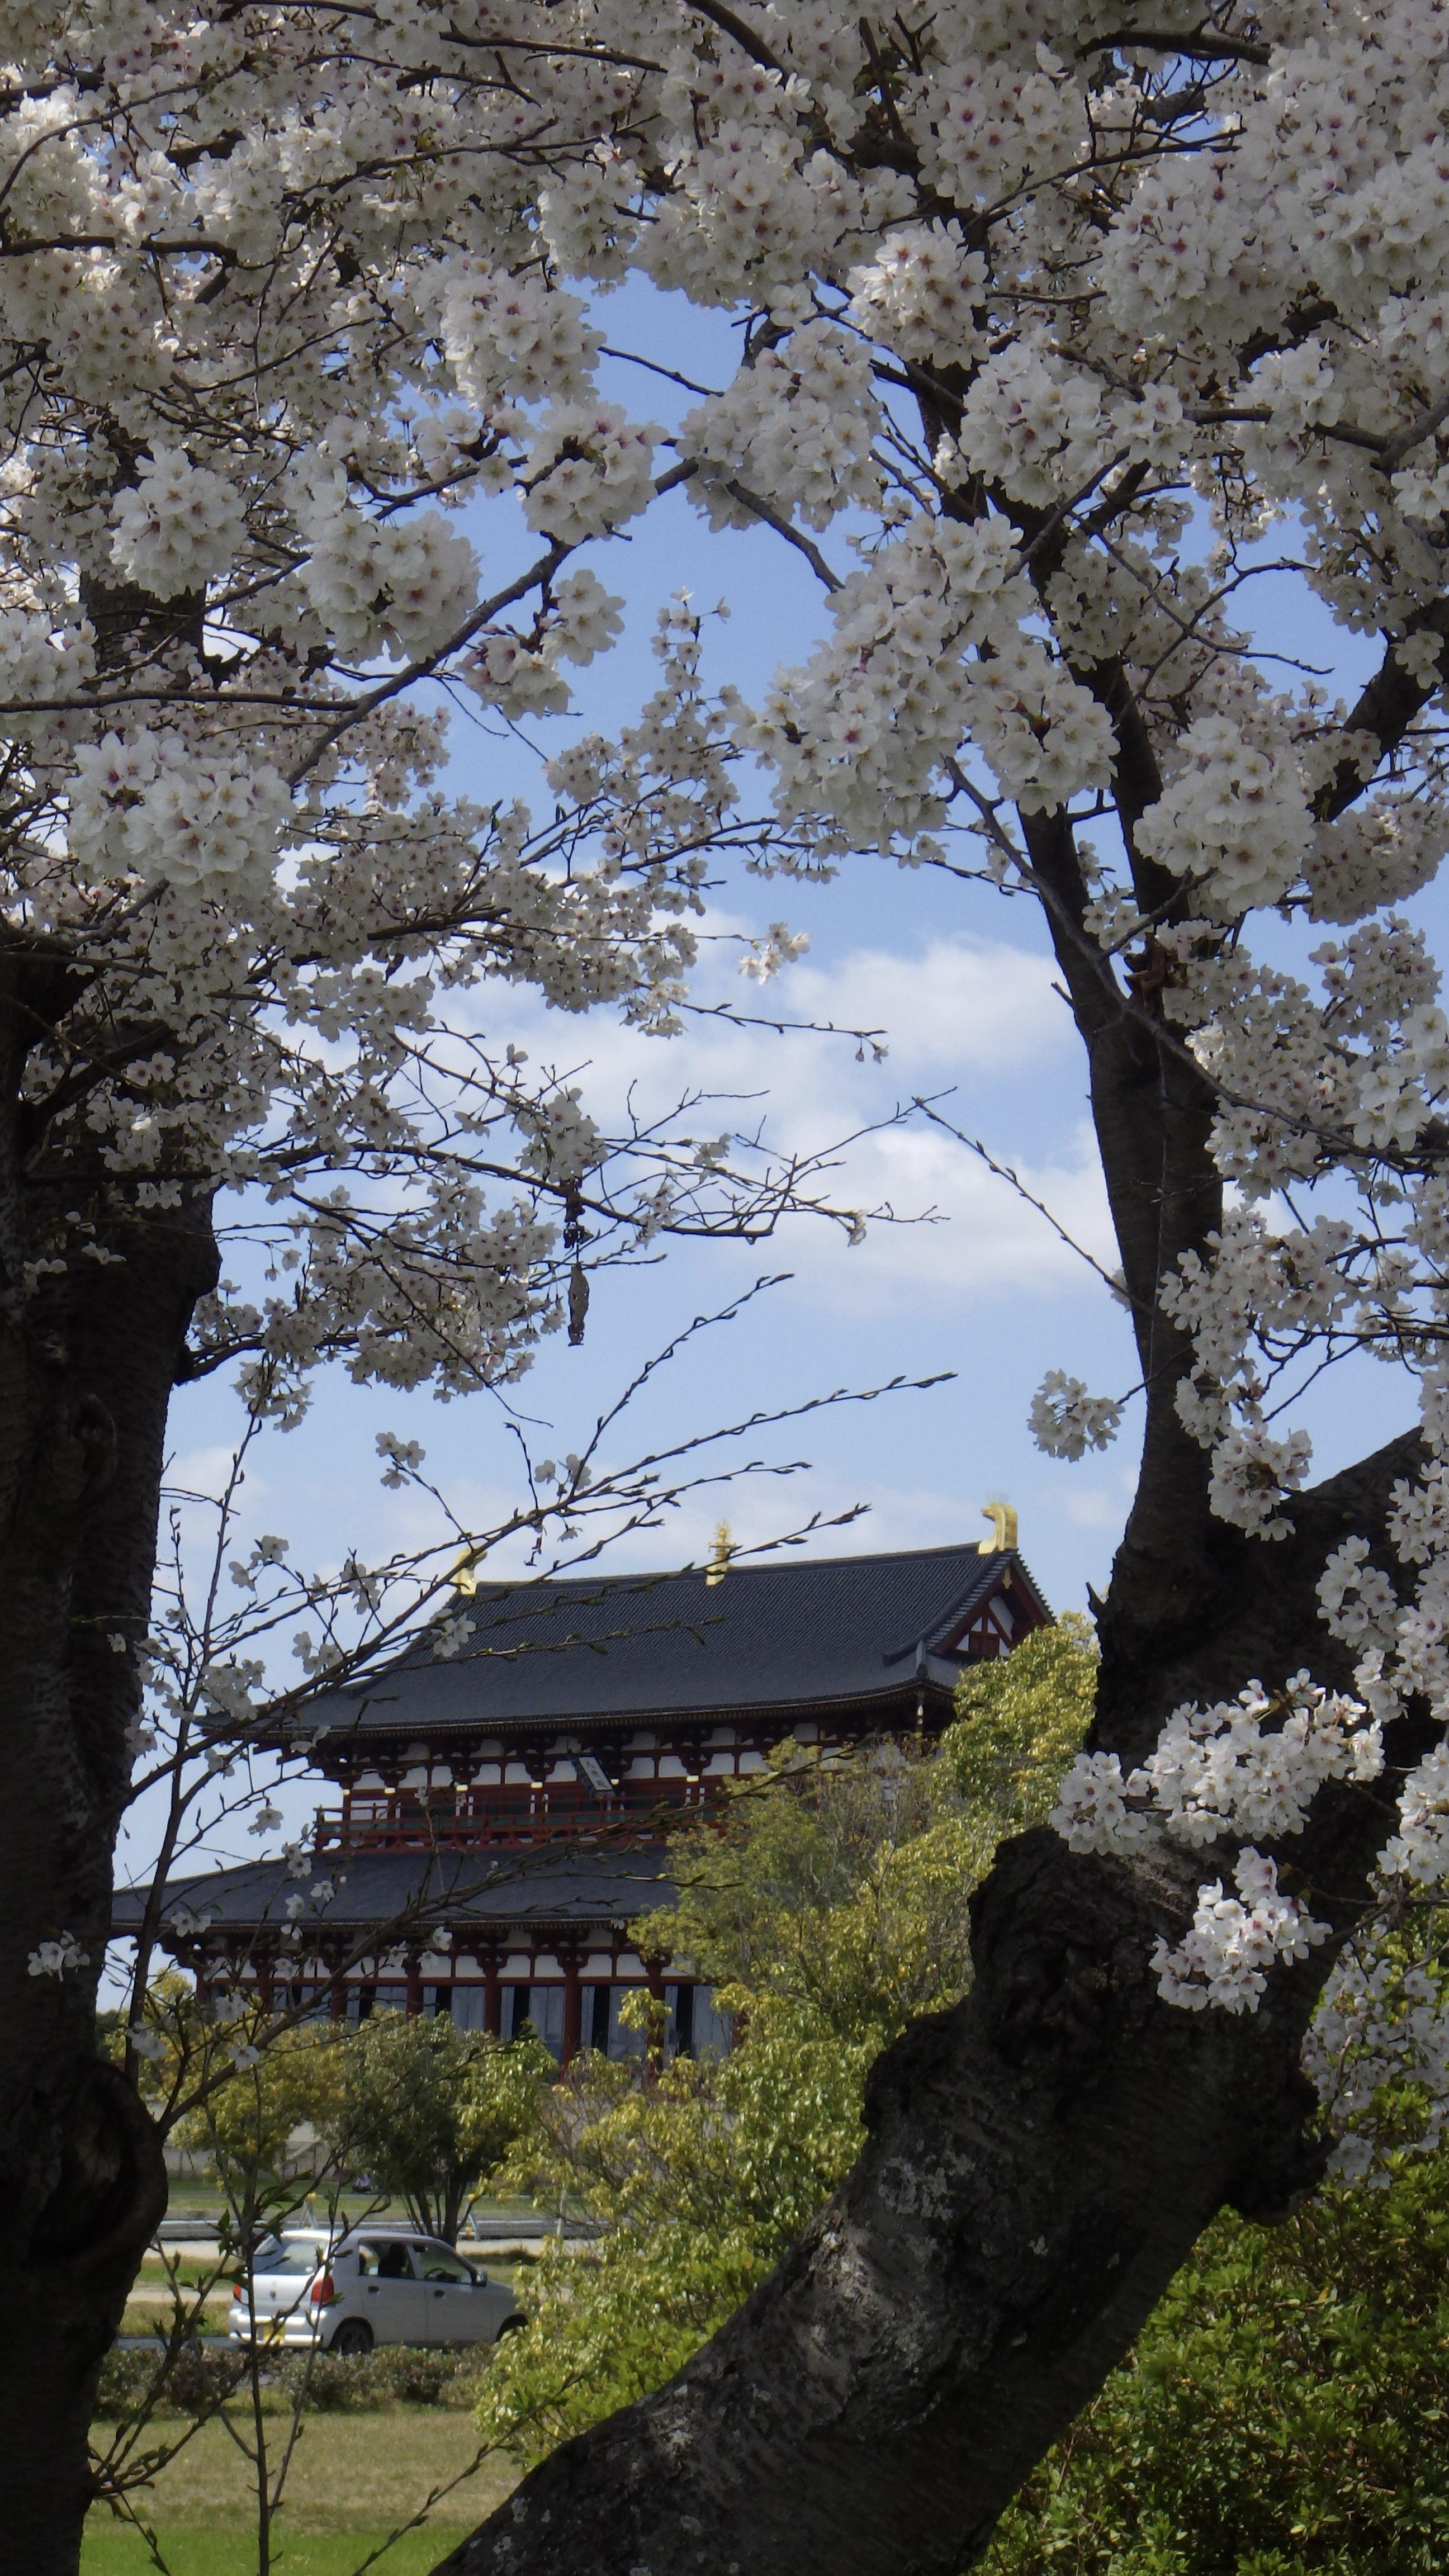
[7,1,1449,2570]
[0,2,894,2559]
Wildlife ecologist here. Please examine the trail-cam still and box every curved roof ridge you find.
[287,1542,1052,1739]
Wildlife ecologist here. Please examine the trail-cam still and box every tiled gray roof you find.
[111,1843,676,1939]
[295,1541,1047,1740]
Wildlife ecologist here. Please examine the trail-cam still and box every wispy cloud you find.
[470,926,1107,1309]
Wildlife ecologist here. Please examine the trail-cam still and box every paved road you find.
[152,2228,586,2261]
[156,2215,590,2247]
[127,2283,233,2305]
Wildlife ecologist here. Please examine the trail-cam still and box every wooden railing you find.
[313,1774,717,1854]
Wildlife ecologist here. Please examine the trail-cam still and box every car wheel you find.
[495,2315,526,2339]
[329,2319,374,2357]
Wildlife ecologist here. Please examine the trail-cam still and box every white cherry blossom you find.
[108,449,246,599]
[1150,1851,1331,2017]
[1029,1371,1124,1460]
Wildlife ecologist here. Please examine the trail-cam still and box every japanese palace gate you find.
[116,1537,1048,2065]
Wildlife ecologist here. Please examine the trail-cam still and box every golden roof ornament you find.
[705,1519,736,1587]
[979,1502,1017,1555]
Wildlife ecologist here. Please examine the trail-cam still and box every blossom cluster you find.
[847,224,987,367]
[69,728,292,898]
[436,263,602,411]
[27,1932,91,1979]
[1051,1677,1384,1864]
[681,322,881,530]
[1380,1746,1449,1888]
[1149,1850,1330,2016]
[522,404,659,545]
[108,449,247,600]
[1305,1936,1449,2179]
[742,512,1112,853]
[1053,1679,1382,2023]
[295,478,480,664]
[1028,1371,1124,1461]
[1134,718,1313,918]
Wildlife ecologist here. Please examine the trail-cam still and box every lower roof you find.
[111,1842,677,1947]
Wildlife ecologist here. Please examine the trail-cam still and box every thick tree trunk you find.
[0,991,218,2571]
[434,1434,1422,2576]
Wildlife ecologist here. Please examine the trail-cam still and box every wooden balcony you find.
[314,1774,717,1854]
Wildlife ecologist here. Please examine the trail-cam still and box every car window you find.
[419,2244,475,2284]
[358,2239,416,2280]
[252,2239,326,2276]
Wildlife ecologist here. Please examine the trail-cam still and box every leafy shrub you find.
[292,2345,481,2411]
[981,2146,1449,2576]
[94,2338,481,2422]
[95,2342,245,2422]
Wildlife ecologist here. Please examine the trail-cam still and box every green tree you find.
[475,2000,869,2465]
[171,2016,346,2204]
[334,2011,552,2242]
[633,1736,987,2054]
[979,2148,1449,2576]
[941,1613,1101,1839]
[476,1626,1099,2466]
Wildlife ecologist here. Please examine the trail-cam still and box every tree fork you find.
[435,1429,1424,2576]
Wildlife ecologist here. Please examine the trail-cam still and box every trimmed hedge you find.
[95,2340,483,2421]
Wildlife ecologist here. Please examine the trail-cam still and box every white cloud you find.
[1058,1480,1134,1532]
[462,925,1106,1309]
[462,924,1068,1095]
[777,933,1071,1076]
[165,1440,265,1502]
[803,1116,1111,1311]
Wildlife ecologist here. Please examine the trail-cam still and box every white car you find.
[230,2224,525,2357]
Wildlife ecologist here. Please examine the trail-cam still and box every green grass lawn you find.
[135,2277,228,2298]
[85,2408,516,2575]
[83,2532,461,2575]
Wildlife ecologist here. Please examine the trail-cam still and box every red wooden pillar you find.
[561,1950,583,2068]
[405,1955,423,2019]
[484,1949,501,2037]
[326,1954,346,2020]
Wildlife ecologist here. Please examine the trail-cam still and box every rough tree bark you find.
[0,955,216,2573]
